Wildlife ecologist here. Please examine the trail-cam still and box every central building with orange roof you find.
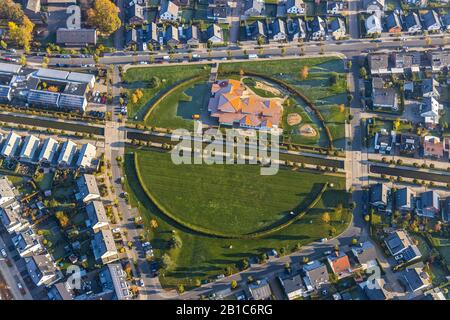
[208,79,283,130]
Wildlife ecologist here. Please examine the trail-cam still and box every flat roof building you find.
[38,138,59,163]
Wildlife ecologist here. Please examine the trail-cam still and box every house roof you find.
[351,241,377,265]
[329,17,345,33]
[385,12,401,30]
[86,200,108,229]
[272,18,286,35]
[38,138,59,162]
[403,268,430,292]
[420,190,440,210]
[248,279,272,300]
[278,273,305,295]
[303,260,329,287]
[395,187,415,209]
[128,3,144,20]
[92,229,117,261]
[161,0,179,16]
[56,28,97,45]
[0,176,16,204]
[57,140,77,164]
[77,174,100,199]
[76,143,96,168]
[207,24,222,40]
[404,12,421,30]
[421,10,441,29]
[19,135,40,159]
[1,131,21,157]
[370,183,389,204]
[369,53,389,71]
[25,254,57,285]
[366,14,382,32]
[423,135,444,157]
[0,63,22,75]
[327,251,351,275]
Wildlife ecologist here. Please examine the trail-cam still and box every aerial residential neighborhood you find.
[0,0,448,307]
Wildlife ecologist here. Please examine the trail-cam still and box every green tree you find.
[231,280,238,289]
[0,40,7,50]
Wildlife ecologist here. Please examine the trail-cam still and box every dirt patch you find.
[287,113,302,126]
[255,81,281,96]
[299,124,317,137]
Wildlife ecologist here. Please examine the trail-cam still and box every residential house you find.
[37,138,59,164]
[427,51,450,71]
[365,14,383,35]
[145,23,160,48]
[1,131,21,158]
[251,20,267,41]
[19,135,40,162]
[159,0,179,22]
[290,17,307,41]
[56,29,97,46]
[164,25,180,47]
[248,279,272,300]
[374,129,394,154]
[278,273,308,300]
[362,0,385,16]
[327,251,352,279]
[309,16,326,40]
[86,200,109,232]
[368,53,389,74]
[75,174,101,203]
[404,12,422,33]
[392,51,422,72]
[57,140,77,166]
[207,0,233,23]
[100,263,133,300]
[0,201,28,234]
[285,0,305,15]
[442,196,450,222]
[369,183,390,209]
[400,133,420,155]
[302,260,329,290]
[25,254,59,286]
[402,0,427,6]
[13,228,42,257]
[244,0,265,17]
[385,12,402,33]
[420,97,442,129]
[423,135,444,159]
[327,1,344,15]
[372,78,398,110]
[271,19,287,42]
[328,17,346,39]
[206,24,224,44]
[421,10,441,32]
[395,187,416,212]
[0,176,16,207]
[416,190,440,218]
[91,229,119,264]
[351,241,377,269]
[403,268,431,293]
[185,25,200,47]
[76,143,96,169]
[422,78,440,99]
[128,3,146,25]
[442,12,450,31]
[384,229,422,263]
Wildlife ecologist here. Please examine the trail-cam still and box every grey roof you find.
[272,19,286,36]
[373,87,397,108]
[26,254,57,286]
[245,0,265,14]
[370,183,389,204]
[185,25,199,41]
[0,85,11,99]
[403,268,430,292]
[248,279,272,300]
[303,260,329,287]
[92,229,117,262]
[420,190,439,210]
[329,17,345,33]
[160,0,179,16]
[164,25,179,43]
[0,63,22,75]
[86,200,108,228]
[59,93,86,110]
[146,23,159,43]
[422,78,439,96]
[369,53,389,71]
[278,273,305,295]
[395,187,415,210]
[443,12,450,27]
[421,10,441,29]
[404,12,421,30]
[38,138,59,163]
[0,176,16,205]
[207,24,222,40]
[310,16,325,33]
[364,278,387,300]
[56,29,97,45]
[76,174,100,199]
[252,20,266,38]
[25,0,41,13]
[66,72,95,85]
[392,51,422,69]
[53,282,74,300]
[362,0,385,10]
[126,29,138,45]
[35,68,70,80]
[103,263,132,300]
[351,241,377,265]
[427,52,450,69]
[28,90,60,107]
[385,12,401,30]
[128,3,144,21]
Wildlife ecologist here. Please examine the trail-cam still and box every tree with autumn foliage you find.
[321,212,331,224]
[300,65,309,80]
[87,0,121,35]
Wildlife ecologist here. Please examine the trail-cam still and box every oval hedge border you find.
[133,152,328,239]
[220,71,334,150]
[143,75,208,123]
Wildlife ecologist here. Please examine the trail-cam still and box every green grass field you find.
[123,148,351,288]
[124,64,211,120]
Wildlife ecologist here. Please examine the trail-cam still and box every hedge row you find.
[143,75,207,123]
[133,152,327,239]
[220,71,334,150]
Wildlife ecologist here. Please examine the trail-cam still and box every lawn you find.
[146,81,211,130]
[218,57,347,148]
[124,64,211,121]
[123,148,351,288]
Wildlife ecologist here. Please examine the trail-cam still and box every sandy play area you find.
[254,80,281,96]
[299,124,317,137]
[287,113,302,126]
